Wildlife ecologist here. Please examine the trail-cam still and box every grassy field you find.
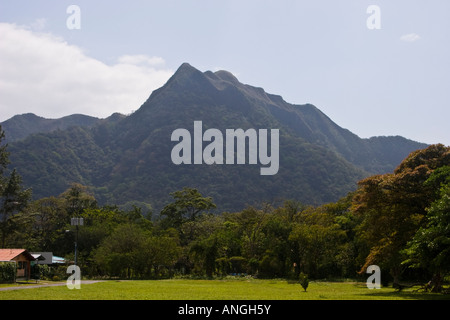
[0,278,449,300]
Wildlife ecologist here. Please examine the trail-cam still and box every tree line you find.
[1,125,449,292]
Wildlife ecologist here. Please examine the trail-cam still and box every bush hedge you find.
[0,262,17,283]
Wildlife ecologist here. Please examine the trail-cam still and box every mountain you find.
[4,63,428,212]
[1,112,125,143]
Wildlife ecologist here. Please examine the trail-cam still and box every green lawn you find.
[0,279,448,300]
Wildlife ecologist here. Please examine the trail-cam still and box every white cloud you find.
[0,23,173,121]
[400,33,421,42]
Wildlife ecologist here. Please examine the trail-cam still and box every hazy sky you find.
[0,0,449,145]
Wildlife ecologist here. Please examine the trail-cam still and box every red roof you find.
[0,249,35,261]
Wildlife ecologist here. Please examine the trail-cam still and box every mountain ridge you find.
[1,112,126,143]
[3,63,428,212]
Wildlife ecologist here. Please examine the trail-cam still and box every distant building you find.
[31,252,67,265]
[31,252,53,265]
[0,249,36,280]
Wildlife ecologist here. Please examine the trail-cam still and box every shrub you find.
[33,264,54,280]
[299,272,309,292]
[0,262,17,283]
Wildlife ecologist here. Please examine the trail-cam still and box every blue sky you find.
[0,0,449,145]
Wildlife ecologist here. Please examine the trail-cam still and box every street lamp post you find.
[70,217,84,266]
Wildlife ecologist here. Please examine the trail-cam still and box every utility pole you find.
[70,217,84,266]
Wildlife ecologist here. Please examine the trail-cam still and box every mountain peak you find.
[162,62,208,89]
[213,70,239,84]
[172,62,202,78]
[163,63,241,94]
[178,62,195,70]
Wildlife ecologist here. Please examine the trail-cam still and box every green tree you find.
[143,234,181,278]
[0,169,32,248]
[94,223,148,278]
[326,193,362,277]
[299,272,309,292]
[18,197,68,252]
[160,187,216,244]
[403,177,450,292]
[94,223,180,279]
[235,207,267,274]
[352,144,450,284]
[1,126,32,247]
[0,126,8,175]
[190,234,219,278]
[288,206,345,278]
[62,183,97,216]
[161,187,216,223]
[260,212,293,277]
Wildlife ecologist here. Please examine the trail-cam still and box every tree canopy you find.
[0,125,32,248]
[352,144,450,289]
[1,134,449,292]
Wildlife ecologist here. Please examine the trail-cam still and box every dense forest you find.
[1,125,449,292]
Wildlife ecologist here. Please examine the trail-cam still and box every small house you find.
[0,249,36,280]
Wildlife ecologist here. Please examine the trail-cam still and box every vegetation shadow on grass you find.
[357,286,450,300]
